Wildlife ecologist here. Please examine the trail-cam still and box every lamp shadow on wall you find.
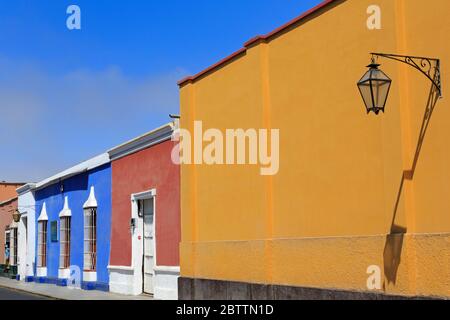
[383,81,441,287]
[383,225,406,286]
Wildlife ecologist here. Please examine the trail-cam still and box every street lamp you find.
[357,53,442,115]
[357,59,392,114]
[12,209,21,223]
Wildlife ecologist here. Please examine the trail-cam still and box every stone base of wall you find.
[109,265,179,299]
[178,278,439,300]
[56,278,68,287]
[81,281,109,292]
[33,277,109,293]
[34,276,58,285]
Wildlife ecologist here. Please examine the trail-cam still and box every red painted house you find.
[107,123,180,299]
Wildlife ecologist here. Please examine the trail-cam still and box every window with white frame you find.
[4,231,10,264]
[84,207,97,271]
[59,217,71,269]
[9,227,18,266]
[37,221,47,268]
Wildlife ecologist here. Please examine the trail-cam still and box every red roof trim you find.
[177,48,247,86]
[178,0,338,87]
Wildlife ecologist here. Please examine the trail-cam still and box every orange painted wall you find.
[0,183,23,202]
[179,0,450,298]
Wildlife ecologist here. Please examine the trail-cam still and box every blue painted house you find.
[33,154,111,291]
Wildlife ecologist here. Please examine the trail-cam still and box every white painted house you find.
[16,183,36,282]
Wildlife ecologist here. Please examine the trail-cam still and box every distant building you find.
[0,197,18,265]
[0,197,18,278]
[0,182,24,202]
[0,182,25,279]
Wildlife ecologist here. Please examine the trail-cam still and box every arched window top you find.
[38,202,48,221]
[83,186,98,209]
[59,196,72,218]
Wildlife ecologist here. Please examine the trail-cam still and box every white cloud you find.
[0,56,186,182]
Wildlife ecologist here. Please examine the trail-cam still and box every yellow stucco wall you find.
[179,0,450,298]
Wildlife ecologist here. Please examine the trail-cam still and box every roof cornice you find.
[16,183,36,195]
[34,153,110,191]
[108,122,175,161]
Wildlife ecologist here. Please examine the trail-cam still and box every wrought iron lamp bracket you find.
[371,52,442,98]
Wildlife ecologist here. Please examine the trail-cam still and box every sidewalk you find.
[0,277,153,300]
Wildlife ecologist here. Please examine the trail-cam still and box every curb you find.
[0,283,63,300]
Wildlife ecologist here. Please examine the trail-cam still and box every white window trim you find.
[37,220,48,270]
[132,189,157,201]
[83,186,98,209]
[38,202,48,222]
[58,268,70,279]
[59,196,72,218]
[153,266,180,273]
[37,267,47,277]
[107,265,134,271]
[37,202,49,273]
[83,271,97,282]
[83,187,98,281]
[59,197,71,275]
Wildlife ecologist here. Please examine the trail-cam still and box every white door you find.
[22,217,28,271]
[23,218,28,255]
[143,199,155,294]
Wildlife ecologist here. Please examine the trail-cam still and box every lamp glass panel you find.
[358,81,374,111]
[358,67,392,111]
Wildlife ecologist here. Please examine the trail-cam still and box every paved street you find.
[0,286,52,300]
[0,277,153,300]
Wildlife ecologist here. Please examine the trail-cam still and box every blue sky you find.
[0,0,322,182]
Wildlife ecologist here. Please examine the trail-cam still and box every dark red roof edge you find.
[0,182,26,186]
[177,48,247,86]
[178,0,338,87]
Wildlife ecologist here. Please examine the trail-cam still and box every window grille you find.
[59,217,71,269]
[9,228,18,266]
[38,221,47,268]
[84,208,97,271]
